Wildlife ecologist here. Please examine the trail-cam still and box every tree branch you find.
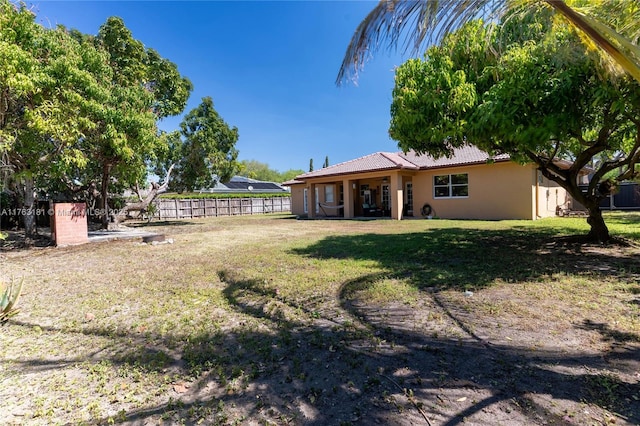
[109,163,175,227]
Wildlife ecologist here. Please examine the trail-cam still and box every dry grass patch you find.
[1,213,639,425]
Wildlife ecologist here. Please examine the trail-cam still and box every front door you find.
[382,184,390,215]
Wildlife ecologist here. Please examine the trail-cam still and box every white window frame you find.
[303,188,308,213]
[324,185,334,203]
[304,187,320,213]
[434,173,469,198]
[381,184,390,211]
[405,182,413,211]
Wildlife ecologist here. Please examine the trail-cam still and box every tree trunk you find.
[541,166,611,243]
[100,163,112,230]
[20,175,37,239]
[16,173,37,242]
[109,164,175,229]
[586,203,610,243]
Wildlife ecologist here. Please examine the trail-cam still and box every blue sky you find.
[29,1,411,174]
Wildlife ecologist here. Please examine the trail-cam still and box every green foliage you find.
[280,168,305,182]
[0,1,113,234]
[144,48,193,119]
[1,278,23,325]
[0,3,242,232]
[0,4,194,229]
[239,160,281,182]
[238,160,303,183]
[166,97,240,192]
[85,16,190,223]
[390,5,640,241]
[338,0,640,86]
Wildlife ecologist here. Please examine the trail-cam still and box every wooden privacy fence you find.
[153,197,291,220]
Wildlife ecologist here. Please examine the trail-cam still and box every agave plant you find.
[1,278,23,325]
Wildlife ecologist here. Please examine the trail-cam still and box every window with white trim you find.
[324,185,334,203]
[434,173,468,198]
[381,184,390,210]
[406,182,413,209]
[303,188,308,213]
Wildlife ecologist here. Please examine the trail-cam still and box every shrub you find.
[1,278,23,325]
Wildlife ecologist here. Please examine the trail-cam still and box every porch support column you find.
[308,183,316,218]
[390,173,403,220]
[342,179,354,218]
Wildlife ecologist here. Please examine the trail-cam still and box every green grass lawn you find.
[1,212,639,425]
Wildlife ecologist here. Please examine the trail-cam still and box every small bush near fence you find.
[152,196,291,220]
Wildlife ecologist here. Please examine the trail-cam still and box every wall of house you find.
[289,184,307,216]
[537,174,570,217]
[411,162,539,220]
[290,180,371,217]
[290,162,572,220]
[290,182,351,217]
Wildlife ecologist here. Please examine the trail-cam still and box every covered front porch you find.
[303,172,414,220]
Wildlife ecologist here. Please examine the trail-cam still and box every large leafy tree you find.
[0,1,106,237]
[0,8,196,233]
[390,9,640,242]
[159,97,240,193]
[337,0,640,85]
[80,17,192,228]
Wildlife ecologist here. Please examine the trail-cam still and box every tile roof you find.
[296,152,419,180]
[294,145,510,181]
[399,145,510,168]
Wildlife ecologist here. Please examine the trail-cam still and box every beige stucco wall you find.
[411,162,538,220]
[288,182,344,217]
[289,183,307,216]
[536,174,571,217]
[289,161,571,220]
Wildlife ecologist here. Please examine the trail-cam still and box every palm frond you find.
[337,0,640,85]
[550,1,640,82]
[336,0,515,85]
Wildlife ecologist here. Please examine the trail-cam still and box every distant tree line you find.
[237,160,304,183]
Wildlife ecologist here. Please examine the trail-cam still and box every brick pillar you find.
[51,203,89,247]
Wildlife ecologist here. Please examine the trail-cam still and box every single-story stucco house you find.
[284,145,588,220]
